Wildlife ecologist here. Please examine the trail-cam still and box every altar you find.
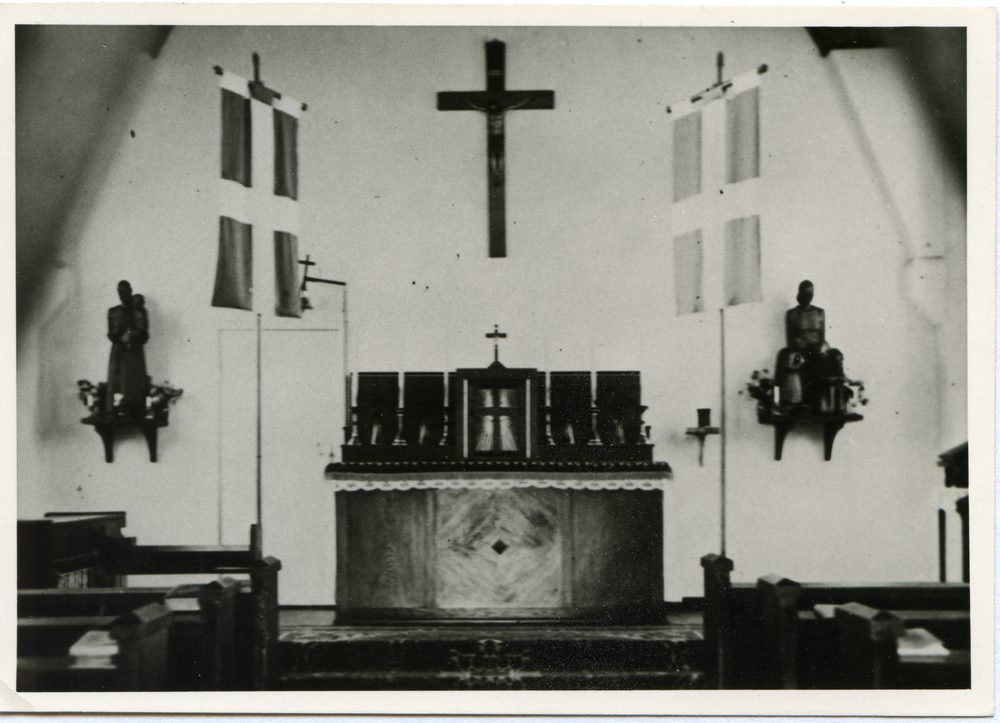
[326,364,672,623]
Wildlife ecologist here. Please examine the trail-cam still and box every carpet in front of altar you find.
[277,623,706,690]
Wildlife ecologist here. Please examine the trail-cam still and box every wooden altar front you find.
[327,365,672,623]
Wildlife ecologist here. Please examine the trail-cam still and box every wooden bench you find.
[19,581,239,691]
[756,574,969,689]
[701,554,970,689]
[827,601,970,689]
[100,525,280,690]
[19,513,281,690]
[17,602,172,691]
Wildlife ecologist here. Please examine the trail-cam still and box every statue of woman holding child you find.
[104,280,149,416]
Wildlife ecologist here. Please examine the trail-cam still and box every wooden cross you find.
[438,40,555,258]
[298,254,316,285]
[248,52,279,105]
[486,324,507,364]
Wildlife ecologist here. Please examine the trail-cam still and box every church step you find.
[278,624,706,690]
[280,668,705,691]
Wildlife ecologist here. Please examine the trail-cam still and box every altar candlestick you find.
[344,373,353,444]
[686,407,720,466]
[544,371,555,446]
[393,372,407,445]
[440,372,451,447]
[587,371,602,446]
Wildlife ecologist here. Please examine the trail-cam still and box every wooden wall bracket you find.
[82,416,168,463]
[760,411,862,461]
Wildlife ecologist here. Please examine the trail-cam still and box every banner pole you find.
[720,307,727,558]
[343,285,350,434]
[256,312,263,538]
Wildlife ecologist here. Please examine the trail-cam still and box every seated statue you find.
[774,281,850,414]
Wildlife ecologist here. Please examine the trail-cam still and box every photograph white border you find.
[2,3,994,716]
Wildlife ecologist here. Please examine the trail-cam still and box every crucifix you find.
[486,323,507,366]
[438,40,555,258]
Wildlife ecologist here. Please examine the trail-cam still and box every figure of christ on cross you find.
[438,40,555,258]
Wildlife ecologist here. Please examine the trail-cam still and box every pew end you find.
[17,602,172,692]
[701,553,971,690]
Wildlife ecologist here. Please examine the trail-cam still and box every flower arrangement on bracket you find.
[146,382,184,420]
[77,380,107,416]
[78,379,183,421]
[742,367,867,421]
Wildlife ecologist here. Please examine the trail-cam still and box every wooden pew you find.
[19,581,239,691]
[701,554,970,689]
[756,574,969,689]
[18,513,281,690]
[101,526,280,690]
[17,602,172,692]
[832,602,971,689]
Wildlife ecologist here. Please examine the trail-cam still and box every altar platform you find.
[277,614,706,690]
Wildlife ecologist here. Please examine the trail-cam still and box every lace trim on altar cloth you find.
[326,461,672,491]
[326,460,672,491]
[330,476,667,492]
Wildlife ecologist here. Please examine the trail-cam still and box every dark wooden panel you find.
[549,372,592,446]
[797,583,969,611]
[402,372,445,446]
[104,546,259,574]
[18,513,127,589]
[338,490,430,609]
[595,371,643,445]
[570,489,663,609]
[356,372,400,446]
[19,587,170,617]
[433,489,564,609]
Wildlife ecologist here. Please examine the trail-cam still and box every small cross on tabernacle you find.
[486,324,507,365]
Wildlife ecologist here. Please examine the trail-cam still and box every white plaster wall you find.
[17,26,966,602]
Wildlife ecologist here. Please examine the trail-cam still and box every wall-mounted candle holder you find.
[686,408,720,467]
